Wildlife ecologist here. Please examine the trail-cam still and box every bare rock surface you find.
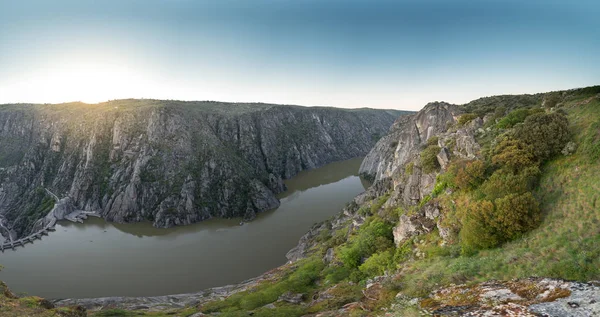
[0,100,408,239]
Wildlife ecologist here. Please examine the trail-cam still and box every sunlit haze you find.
[1,0,599,110]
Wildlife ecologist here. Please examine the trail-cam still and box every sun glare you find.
[2,61,155,104]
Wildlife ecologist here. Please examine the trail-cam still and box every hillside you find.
[2,86,599,316]
[0,100,408,241]
[163,86,598,316]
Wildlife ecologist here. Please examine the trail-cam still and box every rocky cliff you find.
[0,100,408,239]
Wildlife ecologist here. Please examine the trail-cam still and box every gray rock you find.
[393,214,436,245]
[529,280,600,317]
[360,102,460,182]
[323,248,335,263]
[278,291,304,304]
[0,100,408,239]
[424,203,440,220]
[436,147,451,170]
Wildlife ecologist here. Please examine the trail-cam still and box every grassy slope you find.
[194,89,600,316]
[398,96,600,297]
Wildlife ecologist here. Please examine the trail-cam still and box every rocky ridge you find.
[0,100,408,239]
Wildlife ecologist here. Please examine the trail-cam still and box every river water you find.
[0,157,368,299]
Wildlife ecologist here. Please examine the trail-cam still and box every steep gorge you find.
[0,100,408,240]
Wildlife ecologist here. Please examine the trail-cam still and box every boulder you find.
[278,292,304,304]
[436,147,451,170]
[393,214,436,245]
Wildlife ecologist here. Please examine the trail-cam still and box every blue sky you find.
[0,0,598,110]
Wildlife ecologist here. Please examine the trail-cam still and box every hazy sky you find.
[0,0,598,110]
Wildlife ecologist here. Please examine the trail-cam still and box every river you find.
[0,157,368,299]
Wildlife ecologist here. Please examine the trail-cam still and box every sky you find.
[0,0,599,110]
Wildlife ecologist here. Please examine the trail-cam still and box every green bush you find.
[458,113,478,126]
[426,136,439,146]
[496,108,532,129]
[370,194,390,214]
[394,238,414,263]
[359,250,394,277]
[287,257,325,293]
[454,160,486,190]
[480,166,540,200]
[459,200,500,252]
[420,145,441,174]
[491,138,537,172]
[514,112,570,161]
[339,218,394,269]
[543,93,561,108]
[491,192,540,240]
[323,265,353,284]
[459,191,540,252]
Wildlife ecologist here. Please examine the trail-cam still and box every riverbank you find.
[0,157,368,299]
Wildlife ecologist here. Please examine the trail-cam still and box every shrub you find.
[496,108,532,129]
[455,160,486,190]
[287,257,325,293]
[421,145,441,174]
[493,106,507,120]
[371,194,390,214]
[491,138,537,172]
[514,112,570,161]
[431,179,447,197]
[480,166,540,200]
[459,200,500,252]
[394,238,414,264]
[330,228,348,247]
[459,192,540,252]
[339,218,394,268]
[323,265,353,284]
[359,250,394,277]
[427,136,439,146]
[491,192,540,240]
[458,113,478,126]
[543,93,561,108]
[340,245,363,268]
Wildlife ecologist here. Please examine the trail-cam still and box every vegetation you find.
[2,87,598,316]
[457,113,478,126]
[420,144,441,173]
[193,88,598,316]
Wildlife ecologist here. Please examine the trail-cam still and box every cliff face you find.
[288,101,481,260]
[0,100,407,238]
[359,102,460,182]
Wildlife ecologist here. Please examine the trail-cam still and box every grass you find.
[393,97,600,297]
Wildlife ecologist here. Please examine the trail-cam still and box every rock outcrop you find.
[420,278,600,316]
[0,100,408,239]
[359,102,461,182]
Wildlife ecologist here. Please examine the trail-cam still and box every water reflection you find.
[0,157,367,299]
